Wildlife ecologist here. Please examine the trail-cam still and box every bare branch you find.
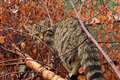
[0,45,66,80]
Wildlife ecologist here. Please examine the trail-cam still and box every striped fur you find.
[54,17,104,80]
[81,41,104,80]
[29,17,104,80]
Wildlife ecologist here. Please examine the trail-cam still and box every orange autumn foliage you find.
[1,0,120,80]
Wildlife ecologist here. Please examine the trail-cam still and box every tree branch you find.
[0,45,66,80]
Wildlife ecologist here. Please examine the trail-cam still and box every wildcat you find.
[26,17,104,80]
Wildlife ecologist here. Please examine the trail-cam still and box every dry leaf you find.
[0,35,5,44]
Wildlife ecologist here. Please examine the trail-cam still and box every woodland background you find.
[0,0,120,80]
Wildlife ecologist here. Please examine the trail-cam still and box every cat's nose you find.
[68,75,78,80]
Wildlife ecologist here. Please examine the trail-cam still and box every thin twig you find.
[0,71,35,78]
[0,45,25,58]
[2,62,25,66]
[98,41,120,43]
[0,72,19,78]
[0,58,25,64]
[38,0,53,26]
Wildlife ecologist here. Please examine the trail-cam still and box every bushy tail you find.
[82,41,104,80]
